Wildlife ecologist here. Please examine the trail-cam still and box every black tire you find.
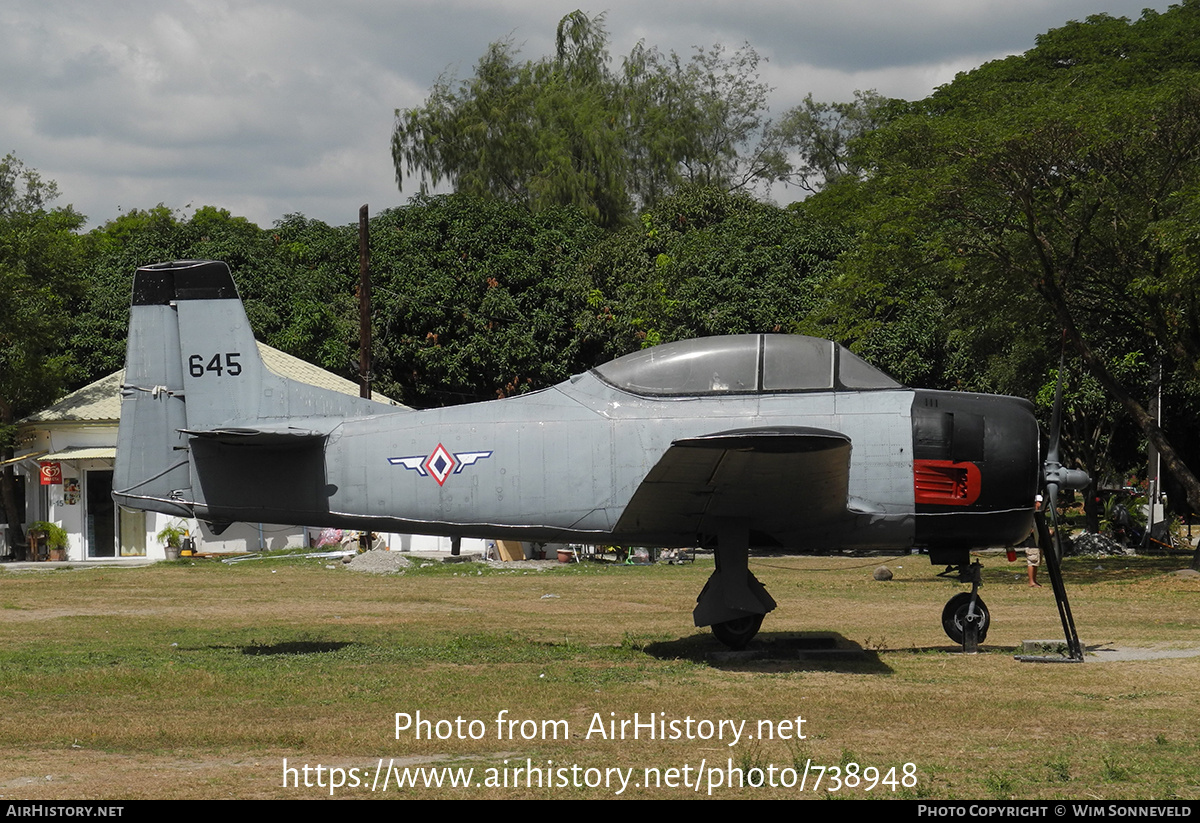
[941,592,990,644]
[711,613,764,650]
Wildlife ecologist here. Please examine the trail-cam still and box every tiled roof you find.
[22,371,123,424]
[258,345,401,407]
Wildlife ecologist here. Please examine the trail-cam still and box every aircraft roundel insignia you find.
[388,446,493,485]
[424,444,456,486]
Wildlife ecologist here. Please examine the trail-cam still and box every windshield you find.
[592,334,902,395]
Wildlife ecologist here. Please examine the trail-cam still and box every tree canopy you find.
[366,194,603,406]
[0,153,86,534]
[768,90,893,194]
[392,11,788,228]
[804,1,1200,543]
[579,187,846,360]
[0,154,85,444]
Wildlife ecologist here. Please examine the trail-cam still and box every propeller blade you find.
[1045,482,1064,560]
[1028,342,1087,662]
[1048,360,1064,467]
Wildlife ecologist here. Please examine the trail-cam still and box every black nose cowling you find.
[911,390,1039,550]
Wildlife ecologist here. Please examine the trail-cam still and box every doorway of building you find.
[86,470,116,557]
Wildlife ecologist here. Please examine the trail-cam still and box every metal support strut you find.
[962,561,982,654]
[1016,511,1084,663]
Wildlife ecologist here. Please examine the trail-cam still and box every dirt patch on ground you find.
[343,550,569,574]
[346,550,412,573]
[1,750,279,800]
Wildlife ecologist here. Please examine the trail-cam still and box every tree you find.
[72,205,194,385]
[622,42,789,202]
[0,154,86,544]
[366,194,603,407]
[393,13,628,228]
[393,11,786,228]
[769,90,893,194]
[808,4,1200,565]
[260,214,358,374]
[579,187,847,360]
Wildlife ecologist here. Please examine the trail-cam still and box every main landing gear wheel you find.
[942,593,990,644]
[711,613,764,650]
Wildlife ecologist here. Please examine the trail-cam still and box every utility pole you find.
[358,204,371,400]
[1146,360,1164,538]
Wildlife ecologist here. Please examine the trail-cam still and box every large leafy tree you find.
[769,90,893,194]
[807,3,1200,563]
[580,187,847,361]
[392,11,787,228]
[0,154,86,539]
[621,41,787,202]
[259,214,359,375]
[74,207,359,388]
[76,196,606,410]
[367,194,603,407]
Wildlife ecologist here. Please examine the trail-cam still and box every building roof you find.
[259,344,401,407]
[22,371,123,424]
[20,343,402,426]
[42,446,117,461]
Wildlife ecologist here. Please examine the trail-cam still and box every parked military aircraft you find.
[116,260,1048,649]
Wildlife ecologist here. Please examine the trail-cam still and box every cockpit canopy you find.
[592,334,902,396]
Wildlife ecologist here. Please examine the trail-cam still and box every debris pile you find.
[346,550,413,574]
[1068,532,1134,557]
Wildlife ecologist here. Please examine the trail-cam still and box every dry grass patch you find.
[0,553,1197,799]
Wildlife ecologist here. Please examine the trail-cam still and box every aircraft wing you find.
[180,420,342,445]
[614,426,852,545]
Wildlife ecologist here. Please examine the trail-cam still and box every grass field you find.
[1,551,1197,800]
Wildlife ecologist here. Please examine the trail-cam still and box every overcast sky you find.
[1,0,1169,230]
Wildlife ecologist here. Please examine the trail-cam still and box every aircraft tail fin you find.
[114,259,393,518]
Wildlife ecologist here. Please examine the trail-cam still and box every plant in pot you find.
[28,521,69,561]
[156,521,190,560]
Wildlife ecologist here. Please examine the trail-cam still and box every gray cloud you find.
[0,0,1167,229]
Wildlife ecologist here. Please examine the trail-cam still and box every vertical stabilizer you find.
[113,261,224,516]
[114,260,392,520]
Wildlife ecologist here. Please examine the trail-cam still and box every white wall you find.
[19,424,496,561]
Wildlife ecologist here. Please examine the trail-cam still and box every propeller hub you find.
[1044,462,1090,492]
